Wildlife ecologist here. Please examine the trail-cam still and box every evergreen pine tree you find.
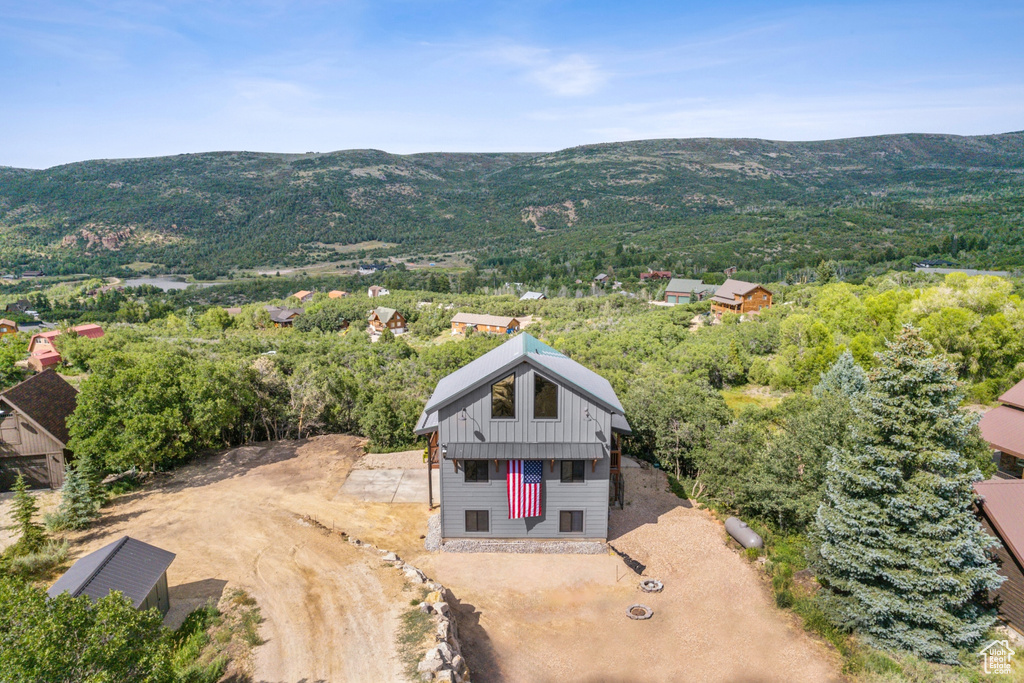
[53,466,99,530]
[813,349,868,399]
[9,474,45,554]
[816,259,837,284]
[814,325,1003,663]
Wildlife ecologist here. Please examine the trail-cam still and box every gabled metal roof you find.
[421,333,625,417]
[48,536,175,608]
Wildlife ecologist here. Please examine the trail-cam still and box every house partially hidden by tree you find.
[593,273,609,284]
[291,290,315,303]
[663,278,718,305]
[48,536,175,616]
[368,285,390,298]
[328,290,349,299]
[519,291,546,301]
[0,318,17,337]
[981,379,1024,478]
[27,324,105,373]
[0,369,78,490]
[450,313,521,335]
[414,333,631,543]
[639,270,672,282]
[263,306,303,328]
[369,307,407,335]
[974,478,1024,635]
[6,300,31,314]
[709,279,773,318]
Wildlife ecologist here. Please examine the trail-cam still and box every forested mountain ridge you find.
[1,132,1023,277]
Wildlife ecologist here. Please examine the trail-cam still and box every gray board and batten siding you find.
[416,333,630,542]
[439,455,611,540]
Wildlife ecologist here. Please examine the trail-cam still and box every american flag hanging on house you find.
[507,459,543,519]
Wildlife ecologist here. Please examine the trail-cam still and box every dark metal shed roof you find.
[47,536,175,608]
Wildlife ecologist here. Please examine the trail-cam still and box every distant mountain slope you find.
[1,133,1022,276]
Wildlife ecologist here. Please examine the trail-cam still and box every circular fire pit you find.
[639,579,663,593]
[627,604,653,620]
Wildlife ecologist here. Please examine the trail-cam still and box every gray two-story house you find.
[415,333,630,542]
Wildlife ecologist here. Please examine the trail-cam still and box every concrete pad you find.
[339,468,441,504]
[392,469,441,503]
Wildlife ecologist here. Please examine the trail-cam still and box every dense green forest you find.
[2,133,1023,282]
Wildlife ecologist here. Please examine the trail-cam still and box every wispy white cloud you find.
[484,43,606,97]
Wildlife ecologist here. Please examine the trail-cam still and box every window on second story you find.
[491,373,515,418]
[464,460,489,483]
[534,375,558,419]
[560,460,585,483]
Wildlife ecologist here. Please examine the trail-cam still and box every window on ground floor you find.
[560,460,585,483]
[465,510,489,532]
[463,460,489,483]
[559,510,584,533]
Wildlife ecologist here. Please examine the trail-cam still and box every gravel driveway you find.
[416,463,841,682]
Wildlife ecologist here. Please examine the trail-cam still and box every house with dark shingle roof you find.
[263,305,304,328]
[0,369,78,490]
[48,536,175,616]
[414,333,631,542]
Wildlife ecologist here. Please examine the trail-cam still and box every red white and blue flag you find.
[507,459,543,519]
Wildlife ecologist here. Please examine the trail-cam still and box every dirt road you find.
[33,436,431,683]
[417,463,841,683]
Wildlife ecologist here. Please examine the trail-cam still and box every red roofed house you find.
[328,290,349,299]
[0,319,17,337]
[975,478,1024,635]
[27,324,105,373]
[709,279,773,318]
[981,379,1024,479]
[639,270,672,282]
[291,290,314,303]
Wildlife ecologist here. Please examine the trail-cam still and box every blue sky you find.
[1,0,1022,168]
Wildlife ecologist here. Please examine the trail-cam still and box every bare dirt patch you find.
[416,464,841,682]
[41,435,431,683]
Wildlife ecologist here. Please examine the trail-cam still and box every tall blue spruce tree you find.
[814,325,1003,664]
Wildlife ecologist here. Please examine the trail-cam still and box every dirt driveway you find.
[12,436,433,683]
[416,464,841,683]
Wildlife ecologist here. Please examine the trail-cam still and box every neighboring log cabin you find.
[975,478,1024,637]
[369,307,407,334]
[981,378,1024,478]
[709,279,773,317]
[450,313,521,335]
[0,369,78,490]
[0,319,17,337]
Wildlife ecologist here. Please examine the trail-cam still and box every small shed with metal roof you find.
[48,536,175,615]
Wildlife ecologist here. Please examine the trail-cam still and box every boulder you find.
[418,601,432,614]
[418,648,445,674]
[436,641,454,662]
[433,601,451,617]
[436,619,452,641]
[435,670,454,682]
[451,654,467,676]
[425,590,442,604]
[383,552,400,562]
[419,673,434,682]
